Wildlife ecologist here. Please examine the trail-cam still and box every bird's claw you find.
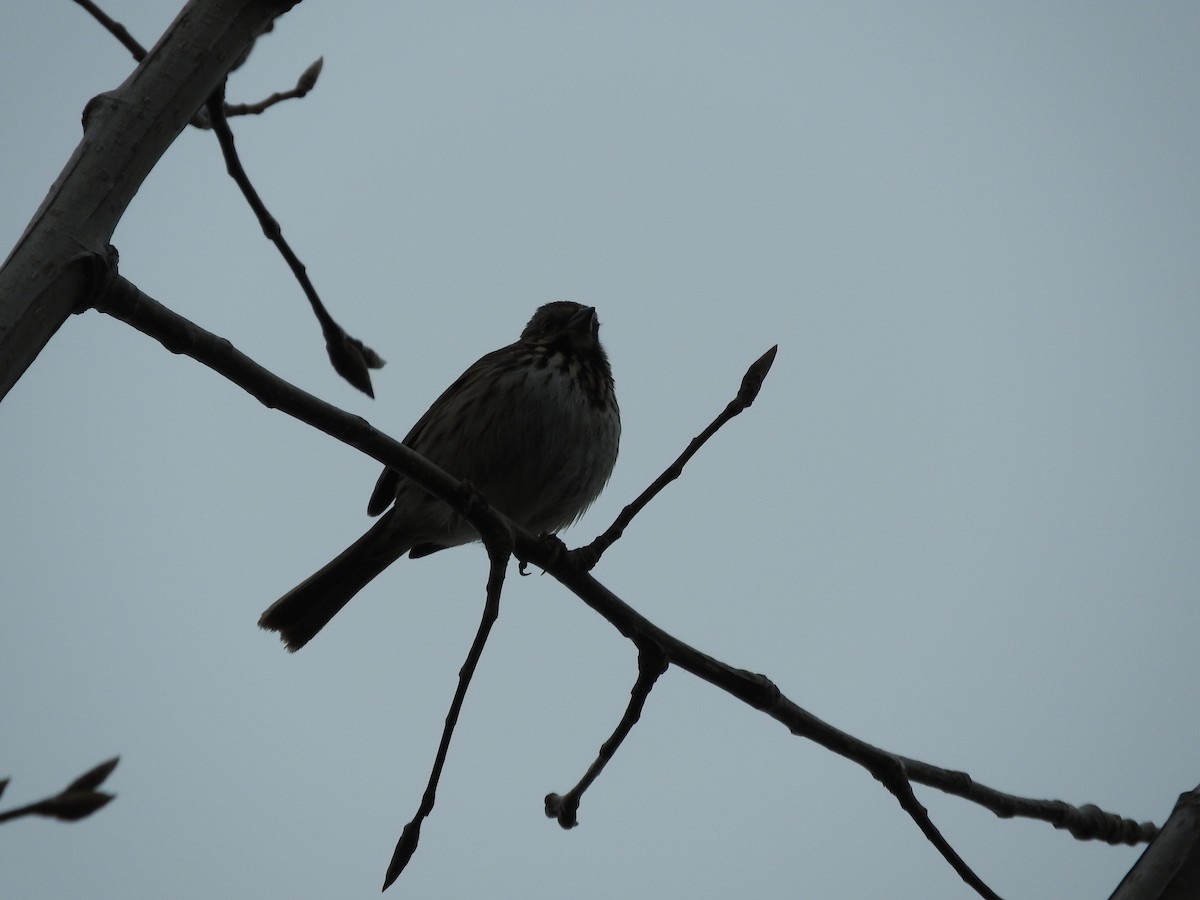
[517,534,601,576]
[518,533,568,576]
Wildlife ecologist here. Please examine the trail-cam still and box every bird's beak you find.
[570,305,599,337]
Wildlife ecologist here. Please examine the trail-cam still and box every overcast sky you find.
[3,3,1198,898]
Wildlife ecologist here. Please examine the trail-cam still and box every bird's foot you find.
[517,533,601,576]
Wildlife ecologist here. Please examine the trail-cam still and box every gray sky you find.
[3,3,1198,898]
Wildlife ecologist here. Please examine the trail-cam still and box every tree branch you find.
[71,0,147,60]
[71,1,378,395]
[382,519,514,890]
[1110,785,1200,900]
[572,345,777,570]
[222,57,325,117]
[72,0,309,122]
[204,86,384,396]
[88,266,1156,898]
[0,0,299,401]
[539,553,1157,847]
[544,642,667,829]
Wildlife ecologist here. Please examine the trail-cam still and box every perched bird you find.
[260,301,620,651]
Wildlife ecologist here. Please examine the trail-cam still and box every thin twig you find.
[204,86,384,396]
[545,643,667,829]
[72,0,268,75]
[75,3,378,394]
[870,755,1003,900]
[224,57,324,116]
[382,523,513,890]
[73,0,319,122]
[573,345,778,569]
[71,0,146,59]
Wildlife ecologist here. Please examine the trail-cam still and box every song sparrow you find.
[259,301,620,651]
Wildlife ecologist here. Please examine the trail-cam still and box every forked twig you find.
[72,0,313,120]
[75,0,379,394]
[547,347,778,822]
[869,755,1003,900]
[204,86,385,396]
[0,758,120,825]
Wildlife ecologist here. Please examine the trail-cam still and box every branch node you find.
[544,792,579,829]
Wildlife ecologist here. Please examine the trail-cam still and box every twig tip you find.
[65,756,120,793]
[328,332,386,397]
[382,821,421,890]
[738,344,779,406]
[298,57,324,93]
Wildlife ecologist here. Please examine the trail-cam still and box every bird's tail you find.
[259,514,409,652]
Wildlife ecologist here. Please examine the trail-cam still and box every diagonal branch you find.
[92,271,445,510]
[88,268,1157,897]
[536,553,1157,845]
[868,754,1003,900]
